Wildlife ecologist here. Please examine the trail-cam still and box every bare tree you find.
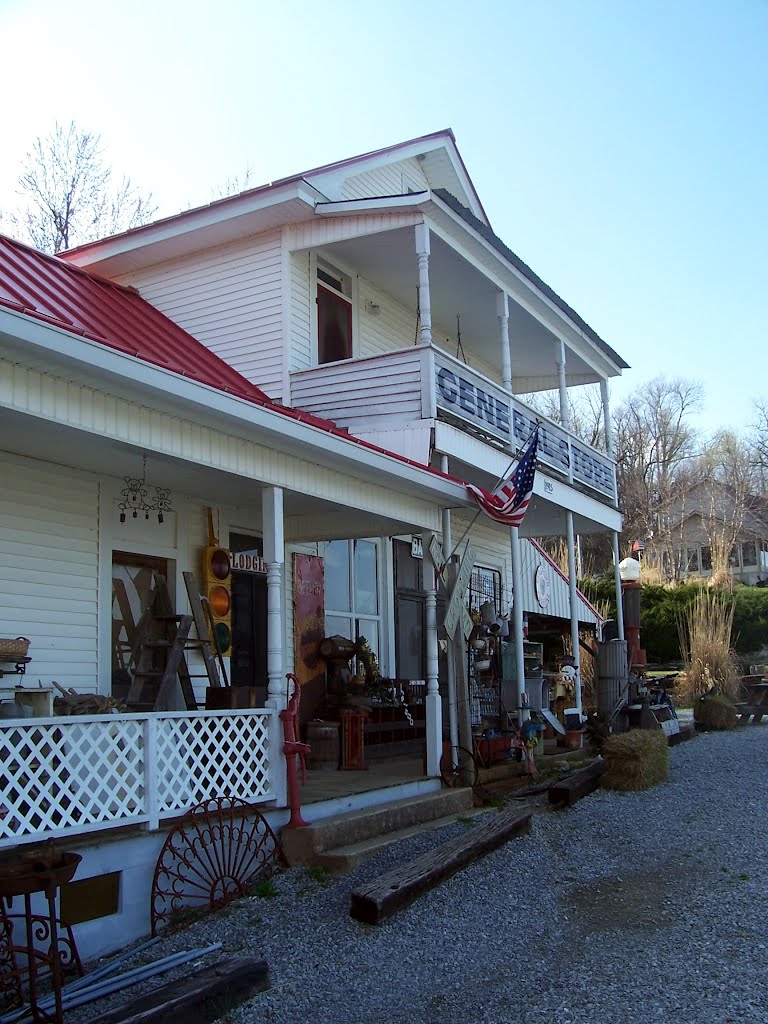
[613,376,704,565]
[8,121,156,253]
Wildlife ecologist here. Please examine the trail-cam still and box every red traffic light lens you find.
[209,585,231,617]
[209,548,231,580]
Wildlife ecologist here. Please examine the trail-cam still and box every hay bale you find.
[693,692,737,730]
[601,730,669,792]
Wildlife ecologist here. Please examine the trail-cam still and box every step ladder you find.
[124,573,226,712]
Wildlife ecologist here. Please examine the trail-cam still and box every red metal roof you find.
[0,232,468,489]
[0,234,271,403]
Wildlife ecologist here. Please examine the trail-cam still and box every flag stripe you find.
[466,428,539,528]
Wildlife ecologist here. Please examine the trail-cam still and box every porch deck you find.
[300,756,428,804]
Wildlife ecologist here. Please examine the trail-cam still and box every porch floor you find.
[299,755,427,804]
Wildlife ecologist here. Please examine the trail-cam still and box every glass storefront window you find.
[324,539,382,662]
[354,540,378,616]
[324,540,351,612]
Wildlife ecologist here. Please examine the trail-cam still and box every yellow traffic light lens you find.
[209,548,231,580]
[209,585,231,617]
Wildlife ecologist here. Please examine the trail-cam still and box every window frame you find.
[312,255,358,366]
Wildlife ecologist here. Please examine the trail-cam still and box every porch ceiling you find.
[0,407,437,541]
[313,227,602,390]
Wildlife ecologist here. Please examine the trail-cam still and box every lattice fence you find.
[0,709,275,848]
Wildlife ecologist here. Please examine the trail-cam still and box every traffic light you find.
[203,545,232,655]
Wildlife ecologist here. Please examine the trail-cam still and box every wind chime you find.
[118,453,173,524]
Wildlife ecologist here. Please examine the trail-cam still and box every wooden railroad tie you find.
[349,807,532,925]
[547,758,607,809]
[87,957,269,1024]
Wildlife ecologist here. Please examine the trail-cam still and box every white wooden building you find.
[0,130,627,958]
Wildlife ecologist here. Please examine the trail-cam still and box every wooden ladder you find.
[124,573,226,712]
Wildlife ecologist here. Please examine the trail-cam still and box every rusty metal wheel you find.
[439,745,479,789]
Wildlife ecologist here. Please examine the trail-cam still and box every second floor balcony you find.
[290,342,617,512]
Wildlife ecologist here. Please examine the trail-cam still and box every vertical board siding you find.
[339,157,429,200]
[0,453,98,691]
[115,232,285,400]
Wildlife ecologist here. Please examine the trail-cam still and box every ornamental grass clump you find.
[601,730,668,792]
[693,692,737,731]
[676,589,740,705]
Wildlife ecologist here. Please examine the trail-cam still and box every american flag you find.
[466,427,539,527]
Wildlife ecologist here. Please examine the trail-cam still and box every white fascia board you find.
[426,197,625,379]
[535,472,622,531]
[62,182,323,271]
[0,308,472,508]
[315,193,431,216]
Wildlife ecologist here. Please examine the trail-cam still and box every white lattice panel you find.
[0,717,146,844]
[0,709,275,849]
[155,711,273,815]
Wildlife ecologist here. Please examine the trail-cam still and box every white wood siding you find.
[0,453,98,692]
[357,277,419,357]
[289,250,312,373]
[114,232,285,400]
[339,157,429,200]
[290,349,427,434]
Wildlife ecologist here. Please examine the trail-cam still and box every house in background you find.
[1,130,628,959]
[644,479,768,585]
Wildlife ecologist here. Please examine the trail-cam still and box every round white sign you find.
[535,564,551,608]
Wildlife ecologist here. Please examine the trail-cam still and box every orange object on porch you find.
[340,709,368,770]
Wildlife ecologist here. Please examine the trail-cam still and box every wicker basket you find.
[0,637,30,658]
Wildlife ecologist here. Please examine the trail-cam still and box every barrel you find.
[305,721,340,771]
[596,640,629,714]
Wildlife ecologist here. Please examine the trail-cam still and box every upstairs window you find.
[317,262,353,364]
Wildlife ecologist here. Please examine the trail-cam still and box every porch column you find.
[441,457,460,757]
[497,290,512,392]
[423,532,442,777]
[612,531,626,643]
[262,485,287,807]
[415,222,432,345]
[510,526,526,716]
[566,510,583,718]
[557,338,570,428]
[601,379,625,642]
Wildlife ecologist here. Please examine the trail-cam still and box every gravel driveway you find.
[72,724,768,1024]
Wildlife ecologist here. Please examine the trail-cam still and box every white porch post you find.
[558,339,582,715]
[601,385,626,643]
[557,338,569,426]
[566,510,582,717]
[441,457,460,756]
[423,531,442,777]
[497,290,512,392]
[415,222,432,345]
[262,485,287,806]
[510,526,526,715]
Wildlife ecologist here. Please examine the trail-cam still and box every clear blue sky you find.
[1,0,766,438]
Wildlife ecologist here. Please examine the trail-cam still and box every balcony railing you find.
[290,344,616,502]
[0,708,276,849]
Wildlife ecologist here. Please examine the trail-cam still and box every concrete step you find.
[280,787,473,867]
[317,807,494,874]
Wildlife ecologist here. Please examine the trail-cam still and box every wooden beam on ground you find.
[350,808,532,925]
[548,758,607,808]
[668,724,696,745]
[87,957,270,1024]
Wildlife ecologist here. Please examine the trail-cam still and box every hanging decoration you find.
[118,453,173,524]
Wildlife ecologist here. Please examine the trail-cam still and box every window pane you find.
[324,541,350,612]
[354,540,378,615]
[356,618,381,662]
[317,285,352,364]
[686,547,700,572]
[701,546,712,570]
[325,614,353,641]
[743,541,757,567]
[728,545,740,568]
